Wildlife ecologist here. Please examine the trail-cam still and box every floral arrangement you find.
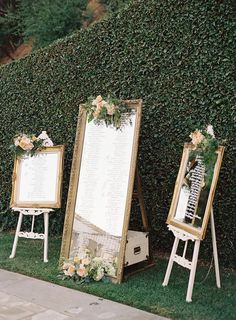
[10,131,53,159]
[84,95,133,129]
[59,250,117,284]
[189,125,219,187]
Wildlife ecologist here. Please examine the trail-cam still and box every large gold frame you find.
[166,143,224,240]
[10,145,64,209]
[60,100,142,283]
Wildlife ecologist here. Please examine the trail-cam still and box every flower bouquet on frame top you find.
[84,95,133,130]
[10,131,53,159]
[59,250,117,284]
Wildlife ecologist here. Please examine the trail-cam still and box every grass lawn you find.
[0,233,235,320]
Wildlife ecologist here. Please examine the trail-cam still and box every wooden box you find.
[125,230,149,266]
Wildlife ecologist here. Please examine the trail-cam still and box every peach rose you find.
[14,137,21,146]
[81,257,91,266]
[96,95,103,103]
[63,263,75,276]
[19,136,34,151]
[106,103,116,116]
[92,95,103,108]
[190,130,204,146]
[77,265,87,278]
[97,101,103,109]
[93,106,102,118]
[92,95,103,107]
[67,265,76,276]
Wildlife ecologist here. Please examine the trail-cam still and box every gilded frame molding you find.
[10,145,64,209]
[166,143,224,240]
[60,100,142,283]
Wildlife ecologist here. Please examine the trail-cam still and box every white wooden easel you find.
[9,207,53,262]
[162,208,220,302]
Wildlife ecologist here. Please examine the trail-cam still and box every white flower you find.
[92,257,103,266]
[93,266,104,281]
[37,131,54,146]
[42,138,53,147]
[206,125,215,138]
[37,131,49,140]
[107,265,116,277]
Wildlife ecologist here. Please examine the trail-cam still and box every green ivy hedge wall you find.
[0,0,235,267]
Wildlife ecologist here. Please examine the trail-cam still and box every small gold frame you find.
[166,143,224,240]
[10,145,64,208]
[60,100,142,283]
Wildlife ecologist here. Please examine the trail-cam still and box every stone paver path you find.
[0,269,168,320]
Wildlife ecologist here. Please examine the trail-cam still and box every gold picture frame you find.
[166,143,224,240]
[60,100,142,283]
[10,145,64,209]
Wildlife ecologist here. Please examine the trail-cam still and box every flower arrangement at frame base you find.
[84,95,133,130]
[10,131,53,159]
[189,125,219,188]
[59,250,118,284]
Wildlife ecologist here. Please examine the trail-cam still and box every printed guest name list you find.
[75,113,136,237]
[18,153,59,203]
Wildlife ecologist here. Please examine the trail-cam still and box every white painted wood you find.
[9,211,23,259]
[162,237,179,286]
[9,208,53,262]
[173,254,192,270]
[186,240,200,302]
[43,211,49,263]
[210,208,221,288]
[167,225,198,241]
[183,240,188,258]
[163,208,220,302]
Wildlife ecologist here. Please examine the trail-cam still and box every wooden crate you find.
[125,230,149,266]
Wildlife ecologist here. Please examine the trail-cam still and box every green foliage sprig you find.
[84,95,133,129]
[189,126,220,187]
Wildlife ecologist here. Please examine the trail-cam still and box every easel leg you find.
[210,208,221,288]
[43,212,49,263]
[9,212,23,259]
[186,240,200,302]
[163,237,179,286]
